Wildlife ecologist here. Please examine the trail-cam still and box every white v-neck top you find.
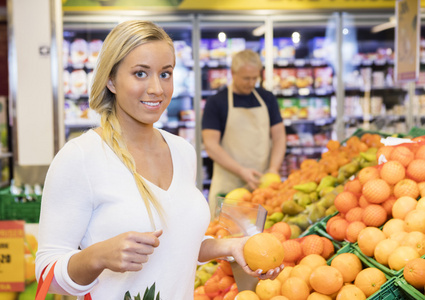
[36,129,210,300]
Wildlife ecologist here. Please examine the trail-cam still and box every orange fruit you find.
[219,276,235,292]
[224,290,239,300]
[309,265,344,295]
[270,297,289,300]
[377,146,394,161]
[205,276,221,298]
[388,245,420,270]
[415,145,425,159]
[194,295,211,300]
[373,238,400,267]
[382,218,406,237]
[255,279,282,300]
[357,167,380,186]
[390,146,415,167]
[361,204,387,227]
[358,195,371,208]
[276,265,293,283]
[344,179,362,197]
[392,196,418,219]
[404,209,425,233]
[357,227,386,257]
[381,196,397,217]
[218,260,234,277]
[271,231,287,243]
[243,233,285,273]
[271,222,292,240]
[336,285,366,300]
[345,207,364,223]
[330,252,362,283]
[24,234,38,255]
[354,268,387,297]
[290,264,313,289]
[235,290,260,300]
[327,140,340,151]
[402,231,425,256]
[281,240,302,263]
[320,237,335,260]
[299,254,327,270]
[334,191,358,214]
[418,182,425,197]
[389,231,409,243]
[327,218,349,241]
[301,235,324,256]
[394,179,420,199]
[404,257,425,289]
[380,160,406,185]
[280,277,310,300]
[345,221,366,243]
[362,179,391,204]
[416,197,425,210]
[326,215,343,234]
[307,292,332,299]
[407,159,425,182]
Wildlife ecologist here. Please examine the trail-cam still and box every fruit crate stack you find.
[0,186,42,223]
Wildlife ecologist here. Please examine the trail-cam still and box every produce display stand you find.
[0,187,41,223]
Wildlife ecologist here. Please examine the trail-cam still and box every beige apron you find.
[208,85,271,217]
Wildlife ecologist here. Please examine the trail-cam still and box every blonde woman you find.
[35,21,282,299]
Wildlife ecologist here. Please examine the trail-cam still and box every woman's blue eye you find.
[160,72,172,79]
[135,71,147,78]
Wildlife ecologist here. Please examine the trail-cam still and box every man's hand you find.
[239,167,262,190]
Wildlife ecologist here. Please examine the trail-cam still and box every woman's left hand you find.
[230,236,285,281]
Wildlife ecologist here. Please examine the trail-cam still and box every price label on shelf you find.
[0,220,25,292]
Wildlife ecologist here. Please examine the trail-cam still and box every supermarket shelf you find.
[283,117,335,126]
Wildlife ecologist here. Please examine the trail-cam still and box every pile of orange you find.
[326,138,425,244]
[194,260,238,300]
[211,134,384,217]
[232,252,387,300]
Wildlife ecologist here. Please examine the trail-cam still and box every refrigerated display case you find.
[63,17,196,143]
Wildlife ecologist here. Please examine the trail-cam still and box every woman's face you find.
[107,40,175,127]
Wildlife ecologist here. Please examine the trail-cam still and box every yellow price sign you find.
[0,221,25,292]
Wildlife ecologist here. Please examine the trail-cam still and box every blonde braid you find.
[100,109,165,229]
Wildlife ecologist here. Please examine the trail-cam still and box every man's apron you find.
[208,85,271,218]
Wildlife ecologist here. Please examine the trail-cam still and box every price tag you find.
[0,220,25,292]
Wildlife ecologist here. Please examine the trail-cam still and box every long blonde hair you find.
[89,20,175,228]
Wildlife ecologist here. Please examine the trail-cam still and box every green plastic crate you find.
[407,126,425,138]
[328,243,405,300]
[395,277,425,300]
[350,243,420,279]
[0,188,41,223]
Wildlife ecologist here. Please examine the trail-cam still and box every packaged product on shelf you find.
[279,98,299,119]
[277,37,295,61]
[63,39,70,68]
[70,69,88,98]
[279,68,297,90]
[297,98,309,119]
[64,100,79,121]
[298,132,315,147]
[313,132,329,147]
[86,39,103,69]
[87,71,94,97]
[260,38,278,63]
[308,37,328,62]
[227,38,246,59]
[208,69,229,90]
[174,40,193,67]
[199,39,210,62]
[209,39,227,64]
[286,133,300,147]
[263,69,281,93]
[295,68,314,90]
[63,70,70,96]
[370,96,384,116]
[309,97,331,119]
[313,66,333,92]
[372,70,385,88]
[70,38,88,69]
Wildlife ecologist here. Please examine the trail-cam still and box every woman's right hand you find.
[97,230,163,273]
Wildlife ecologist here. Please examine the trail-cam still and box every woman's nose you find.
[147,76,164,95]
